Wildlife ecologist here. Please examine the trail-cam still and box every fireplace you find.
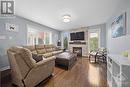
[73,47,82,56]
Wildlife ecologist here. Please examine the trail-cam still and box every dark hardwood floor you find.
[37,58,107,87]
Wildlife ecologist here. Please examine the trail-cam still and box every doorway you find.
[63,32,69,50]
[88,29,100,52]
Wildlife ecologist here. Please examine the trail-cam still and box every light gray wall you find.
[106,0,130,54]
[87,23,107,48]
[0,16,60,68]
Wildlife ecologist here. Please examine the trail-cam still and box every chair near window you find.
[89,49,98,63]
[89,48,107,63]
[97,48,107,63]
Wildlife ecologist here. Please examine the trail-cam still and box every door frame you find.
[88,29,101,52]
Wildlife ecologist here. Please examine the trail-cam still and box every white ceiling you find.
[15,0,121,31]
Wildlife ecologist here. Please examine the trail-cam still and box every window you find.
[63,32,69,49]
[27,26,52,45]
[88,29,100,52]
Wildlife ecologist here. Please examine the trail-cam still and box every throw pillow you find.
[32,53,43,62]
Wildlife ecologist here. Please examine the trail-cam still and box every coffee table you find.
[55,52,77,70]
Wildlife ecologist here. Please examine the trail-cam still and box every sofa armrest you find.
[34,56,56,68]
[24,56,55,87]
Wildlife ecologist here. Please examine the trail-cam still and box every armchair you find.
[89,48,107,63]
[97,48,107,62]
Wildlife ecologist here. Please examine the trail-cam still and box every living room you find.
[0,0,130,87]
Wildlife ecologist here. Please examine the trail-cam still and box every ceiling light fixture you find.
[63,15,71,23]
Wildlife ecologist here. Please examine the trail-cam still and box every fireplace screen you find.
[73,47,82,56]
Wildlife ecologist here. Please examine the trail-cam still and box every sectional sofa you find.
[23,44,63,58]
[7,44,63,87]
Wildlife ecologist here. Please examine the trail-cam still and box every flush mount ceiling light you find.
[63,15,71,23]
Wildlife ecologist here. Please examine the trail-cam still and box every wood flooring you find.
[37,58,107,87]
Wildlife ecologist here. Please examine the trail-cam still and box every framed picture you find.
[111,12,127,38]
[6,23,19,32]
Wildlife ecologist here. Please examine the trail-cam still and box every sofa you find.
[23,44,63,58]
[7,46,56,87]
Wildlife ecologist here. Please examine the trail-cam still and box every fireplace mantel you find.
[67,28,88,57]
[69,41,86,45]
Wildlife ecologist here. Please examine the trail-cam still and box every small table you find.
[55,52,77,70]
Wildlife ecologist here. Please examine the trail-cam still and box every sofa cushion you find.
[52,47,56,51]
[46,56,56,60]
[35,44,45,49]
[37,49,46,54]
[8,46,23,53]
[9,47,35,68]
[54,47,60,51]
[57,50,63,53]
[52,51,58,55]
[32,54,43,63]
[42,53,53,58]
[46,48,53,52]
[31,50,37,54]
[52,50,63,55]
[23,45,37,54]
[44,44,54,48]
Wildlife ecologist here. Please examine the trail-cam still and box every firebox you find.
[73,47,82,56]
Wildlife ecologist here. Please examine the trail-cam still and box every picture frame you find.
[111,12,127,38]
[6,23,19,32]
